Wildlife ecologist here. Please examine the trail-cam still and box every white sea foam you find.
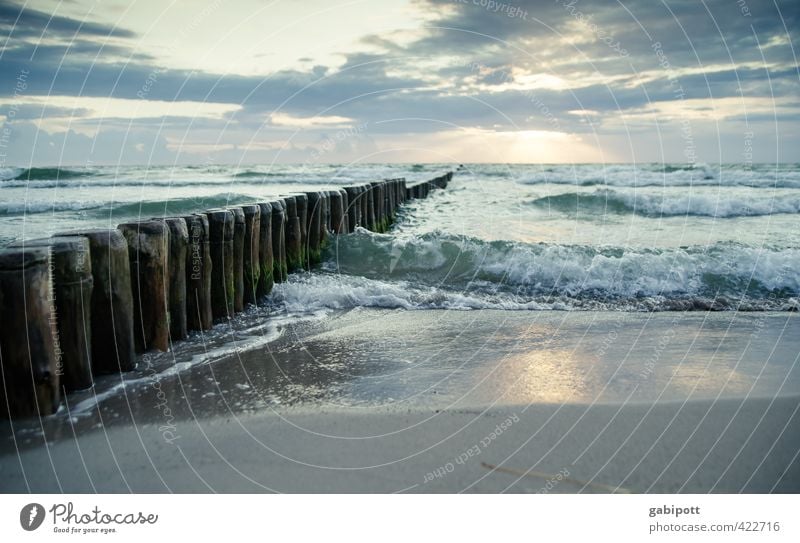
[327,231,800,304]
[529,189,800,217]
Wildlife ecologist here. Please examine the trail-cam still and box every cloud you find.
[0,2,136,40]
[0,0,797,163]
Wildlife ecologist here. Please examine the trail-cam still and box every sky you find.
[0,0,797,165]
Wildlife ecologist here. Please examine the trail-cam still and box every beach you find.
[2,308,798,492]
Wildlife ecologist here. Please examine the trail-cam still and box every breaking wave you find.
[306,230,800,310]
[528,189,800,218]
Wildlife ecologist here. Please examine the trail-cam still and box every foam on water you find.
[528,189,800,217]
[318,230,800,310]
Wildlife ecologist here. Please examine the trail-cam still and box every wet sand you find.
[1,309,798,492]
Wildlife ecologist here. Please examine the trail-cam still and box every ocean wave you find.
[323,230,800,303]
[273,272,799,312]
[232,170,284,179]
[2,193,259,217]
[513,164,800,188]
[0,200,106,216]
[528,189,800,217]
[93,193,258,218]
[6,167,92,181]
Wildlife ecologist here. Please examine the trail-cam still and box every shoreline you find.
[2,395,798,493]
[1,307,798,492]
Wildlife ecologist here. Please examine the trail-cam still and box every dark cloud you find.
[0,2,136,41]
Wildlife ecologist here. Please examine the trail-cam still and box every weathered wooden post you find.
[344,186,361,231]
[365,184,376,231]
[385,180,394,225]
[9,237,94,392]
[330,189,346,234]
[254,202,274,298]
[338,189,350,233]
[288,193,308,268]
[305,191,322,267]
[281,195,302,272]
[206,209,235,321]
[0,247,60,418]
[320,191,331,248]
[183,214,213,331]
[118,220,170,353]
[163,218,188,342]
[56,229,136,374]
[240,204,261,306]
[229,207,246,313]
[370,181,384,232]
[270,199,288,282]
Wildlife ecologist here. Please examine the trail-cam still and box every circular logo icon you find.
[20,503,45,531]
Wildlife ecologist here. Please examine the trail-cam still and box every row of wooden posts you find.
[0,172,453,420]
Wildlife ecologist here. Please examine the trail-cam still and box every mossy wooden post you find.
[395,178,402,209]
[321,191,332,247]
[228,207,246,313]
[270,199,288,282]
[365,184,376,231]
[330,189,346,234]
[9,237,94,392]
[163,218,188,342]
[370,181,383,232]
[56,229,136,373]
[254,202,274,298]
[344,186,361,231]
[206,209,235,321]
[183,214,213,331]
[316,191,328,251]
[0,247,60,419]
[385,181,394,224]
[240,204,261,306]
[305,191,322,267]
[289,193,308,268]
[337,189,350,233]
[281,195,302,272]
[118,220,170,353]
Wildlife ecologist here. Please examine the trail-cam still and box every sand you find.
[1,309,798,493]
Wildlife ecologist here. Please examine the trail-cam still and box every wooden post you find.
[56,229,136,374]
[206,209,235,321]
[330,189,346,234]
[163,218,188,342]
[320,191,331,248]
[0,247,60,418]
[240,204,261,306]
[183,214,213,331]
[9,237,94,392]
[288,193,308,269]
[305,191,322,267]
[254,202,274,298]
[338,189,350,233]
[370,181,383,232]
[229,207,246,313]
[118,220,170,353]
[344,186,361,231]
[270,199,288,282]
[365,184,376,231]
[281,195,302,272]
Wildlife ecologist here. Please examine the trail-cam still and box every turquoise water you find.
[1,162,798,311]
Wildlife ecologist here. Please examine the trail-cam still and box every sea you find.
[1,162,798,313]
[3,162,799,491]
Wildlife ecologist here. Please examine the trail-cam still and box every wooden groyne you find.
[0,171,453,419]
